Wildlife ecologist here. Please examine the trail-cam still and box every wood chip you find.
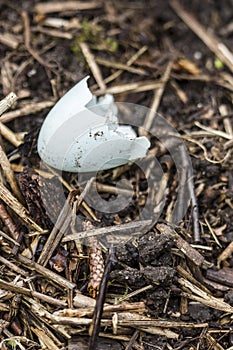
[175,235,205,266]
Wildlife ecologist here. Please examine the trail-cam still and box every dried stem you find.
[0,182,44,233]
[0,145,24,203]
[170,0,233,73]
[0,92,17,116]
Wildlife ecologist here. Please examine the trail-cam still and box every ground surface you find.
[0,0,233,349]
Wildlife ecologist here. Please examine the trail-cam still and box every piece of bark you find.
[175,235,205,267]
[206,267,233,288]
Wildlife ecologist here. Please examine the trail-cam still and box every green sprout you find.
[214,57,224,70]
[71,19,119,57]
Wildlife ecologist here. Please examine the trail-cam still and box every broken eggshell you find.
[37,76,150,172]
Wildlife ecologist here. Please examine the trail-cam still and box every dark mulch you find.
[0,0,233,349]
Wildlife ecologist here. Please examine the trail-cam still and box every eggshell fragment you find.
[37,76,150,172]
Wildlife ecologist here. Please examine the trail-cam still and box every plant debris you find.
[0,1,233,349]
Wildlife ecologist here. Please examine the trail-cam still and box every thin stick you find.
[43,164,98,221]
[0,101,54,124]
[180,144,201,242]
[17,254,76,290]
[95,57,147,76]
[170,0,233,73]
[94,80,162,96]
[62,219,152,242]
[0,278,67,307]
[0,256,27,278]
[0,182,44,233]
[88,246,116,350]
[34,1,102,14]
[103,46,148,84]
[195,121,232,140]
[140,61,173,135]
[0,230,20,247]
[33,26,73,40]
[125,330,140,350]
[37,192,76,266]
[22,11,54,69]
[0,122,23,147]
[0,33,19,49]
[0,92,17,116]
[79,42,106,91]
[0,145,24,202]
[117,285,153,303]
[0,204,19,240]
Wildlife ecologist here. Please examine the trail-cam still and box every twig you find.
[125,330,140,350]
[217,241,233,268]
[176,233,204,265]
[0,122,23,147]
[0,33,20,49]
[177,265,211,294]
[170,0,233,73]
[182,145,201,242]
[0,182,44,233]
[16,254,76,290]
[0,92,17,116]
[157,223,204,265]
[0,279,67,307]
[0,204,19,240]
[88,246,116,350]
[62,219,152,242]
[34,1,102,14]
[178,277,233,313]
[183,135,231,164]
[54,301,146,317]
[37,191,77,266]
[117,285,153,303]
[164,134,200,241]
[42,164,98,221]
[118,319,208,328]
[206,267,233,288]
[195,121,233,140]
[103,45,148,84]
[204,216,222,247]
[31,328,60,350]
[0,101,54,124]
[225,139,233,150]
[22,11,54,69]
[140,60,173,135]
[96,182,134,196]
[95,57,147,76]
[94,80,162,96]
[0,256,28,277]
[79,42,106,91]
[33,26,73,40]
[0,145,24,202]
